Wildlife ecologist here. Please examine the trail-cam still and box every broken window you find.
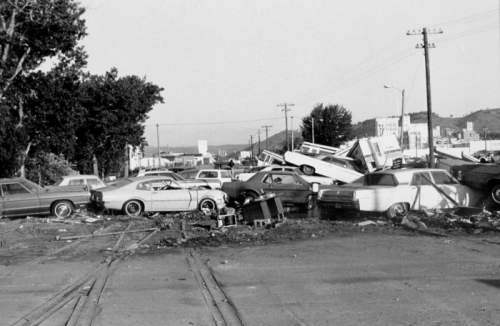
[431,171,457,185]
[411,172,432,186]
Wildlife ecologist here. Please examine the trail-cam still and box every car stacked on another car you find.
[90,176,227,217]
[0,178,90,219]
[318,168,481,218]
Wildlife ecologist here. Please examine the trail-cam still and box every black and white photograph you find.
[1,0,500,325]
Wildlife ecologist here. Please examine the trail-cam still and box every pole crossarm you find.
[407,27,443,167]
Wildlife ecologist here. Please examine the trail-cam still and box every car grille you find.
[320,190,354,202]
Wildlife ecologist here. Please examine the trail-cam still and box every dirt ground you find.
[1,209,500,325]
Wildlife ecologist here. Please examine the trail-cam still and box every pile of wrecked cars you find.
[2,136,496,224]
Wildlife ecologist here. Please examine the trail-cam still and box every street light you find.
[311,117,323,144]
[384,85,406,149]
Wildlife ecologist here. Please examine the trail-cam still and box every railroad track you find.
[186,248,245,326]
[10,221,159,326]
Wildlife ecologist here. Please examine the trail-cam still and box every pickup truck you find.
[450,163,500,203]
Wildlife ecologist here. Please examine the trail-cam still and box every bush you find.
[25,153,77,186]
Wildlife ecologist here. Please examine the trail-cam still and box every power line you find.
[149,116,282,127]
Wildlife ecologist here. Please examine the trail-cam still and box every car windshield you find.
[354,173,397,186]
[21,179,43,192]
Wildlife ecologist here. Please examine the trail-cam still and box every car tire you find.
[51,200,74,219]
[386,202,409,219]
[199,198,217,212]
[300,165,315,176]
[123,200,144,217]
[491,184,500,204]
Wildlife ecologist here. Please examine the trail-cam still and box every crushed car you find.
[90,177,227,217]
[0,177,90,219]
[222,171,319,209]
[450,163,500,204]
[235,165,334,185]
[317,168,481,219]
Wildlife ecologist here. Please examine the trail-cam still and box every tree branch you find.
[15,97,24,129]
[2,46,30,95]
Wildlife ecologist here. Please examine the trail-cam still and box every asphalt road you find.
[2,233,500,325]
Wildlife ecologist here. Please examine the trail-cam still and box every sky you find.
[79,0,500,147]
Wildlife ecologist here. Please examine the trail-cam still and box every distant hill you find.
[409,108,500,133]
[353,108,500,137]
[144,129,303,157]
[144,143,247,156]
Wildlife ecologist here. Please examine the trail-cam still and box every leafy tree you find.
[0,0,86,177]
[301,104,353,147]
[75,68,164,176]
[0,0,86,98]
[0,48,87,178]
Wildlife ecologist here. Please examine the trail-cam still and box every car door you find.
[150,183,192,211]
[409,172,443,209]
[267,173,309,203]
[430,170,471,207]
[0,182,41,217]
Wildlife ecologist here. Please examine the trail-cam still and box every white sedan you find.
[317,168,481,218]
[90,177,227,217]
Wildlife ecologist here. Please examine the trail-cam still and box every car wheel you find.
[52,200,74,219]
[300,165,315,176]
[123,200,144,217]
[199,198,217,212]
[491,184,500,204]
[386,202,409,219]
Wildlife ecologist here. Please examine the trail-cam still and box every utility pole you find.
[156,123,161,168]
[261,125,272,151]
[312,117,315,143]
[291,116,294,150]
[250,135,254,160]
[484,128,488,151]
[408,27,443,168]
[258,129,261,155]
[277,103,294,151]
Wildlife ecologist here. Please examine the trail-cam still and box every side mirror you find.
[311,182,319,194]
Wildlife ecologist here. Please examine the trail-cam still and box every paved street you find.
[2,232,500,325]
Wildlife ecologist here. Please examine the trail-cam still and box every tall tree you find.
[0,0,86,98]
[0,0,86,177]
[75,68,164,175]
[301,104,353,147]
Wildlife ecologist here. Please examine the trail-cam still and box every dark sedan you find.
[221,171,319,209]
[0,178,90,218]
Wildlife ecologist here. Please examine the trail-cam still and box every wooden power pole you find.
[407,27,443,167]
[277,103,294,151]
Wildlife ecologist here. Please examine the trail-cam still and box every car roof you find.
[254,170,298,176]
[62,175,101,179]
[370,168,448,175]
[0,177,28,184]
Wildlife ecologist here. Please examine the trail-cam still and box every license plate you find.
[335,203,341,208]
